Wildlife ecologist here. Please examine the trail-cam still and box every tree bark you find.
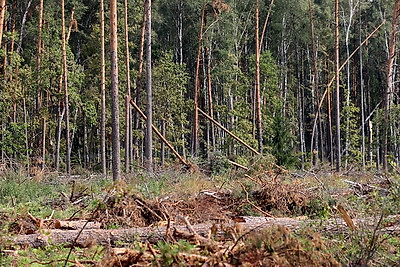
[133,0,147,163]
[110,0,121,181]
[124,0,132,173]
[100,0,107,176]
[16,0,33,55]
[54,220,101,230]
[255,0,262,153]
[206,46,216,152]
[192,0,207,156]
[309,0,321,165]
[61,0,71,176]
[334,0,341,172]
[359,3,365,170]
[144,0,153,172]
[0,0,6,49]
[383,0,400,173]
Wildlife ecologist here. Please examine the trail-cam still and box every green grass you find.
[0,171,111,218]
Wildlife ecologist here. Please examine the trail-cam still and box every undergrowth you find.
[0,166,399,266]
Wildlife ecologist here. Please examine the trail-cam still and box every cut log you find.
[54,220,101,230]
[6,216,400,248]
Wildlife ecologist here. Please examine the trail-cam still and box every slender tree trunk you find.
[110,0,121,181]
[259,0,275,51]
[37,0,45,170]
[335,0,341,172]
[83,114,88,168]
[344,0,356,168]
[193,0,207,156]
[23,97,29,170]
[178,0,183,65]
[206,46,216,152]
[16,0,32,55]
[255,0,262,153]
[56,107,65,171]
[0,0,6,49]
[124,0,132,173]
[161,119,165,165]
[134,0,146,162]
[61,0,71,175]
[309,0,321,165]
[359,4,365,170]
[100,0,106,175]
[144,0,153,172]
[383,0,400,173]
[296,48,305,168]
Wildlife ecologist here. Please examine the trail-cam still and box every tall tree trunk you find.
[160,119,165,165]
[144,0,153,172]
[334,0,341,172]
[206,46,216,152]
[0,0,5,49]
[383,0,400,173]
[255,0,262,153]
[110,0,121,181]
[178,0,183,65]
[308,0,321,165]
[61,0,71,175]
[359,3,365,170]
[23,97,29,170]
[124,0,132,173]
[259,0,275,51]
[134,0,146,162]
[100,0,106,175]
[37,0,44,170]
[55,107,65,171]
[193,0,206,156]
[16,0,32,55]
[344,0,356,168]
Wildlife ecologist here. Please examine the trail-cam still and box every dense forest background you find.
[0,0,399,177]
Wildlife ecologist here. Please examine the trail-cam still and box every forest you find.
[1,0,400,266]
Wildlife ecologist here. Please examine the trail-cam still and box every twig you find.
[239,182,275,218]
[64,220,91,267]
[244,174,263,186]
[45,210,55,220]
[344,179,389,193]
[365,213,389,263]
[177,215,197,235]
[224,219,272,255]
[72,196,89,205]
[135,199,163,221]
[31,259,96,266]
[147,242,161,267]
[304,170,328,191]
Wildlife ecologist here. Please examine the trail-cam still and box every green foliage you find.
[209,151,230,176]
[155,240,196,266]
[0,245,105,267]
[341,95,362,164]
[270,113,298,167]
[0,123,30,161]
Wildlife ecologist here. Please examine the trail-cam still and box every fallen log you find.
[6,216,400,248]
[54,220,101,230]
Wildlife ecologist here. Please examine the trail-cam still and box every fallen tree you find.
[5,215,400,248]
